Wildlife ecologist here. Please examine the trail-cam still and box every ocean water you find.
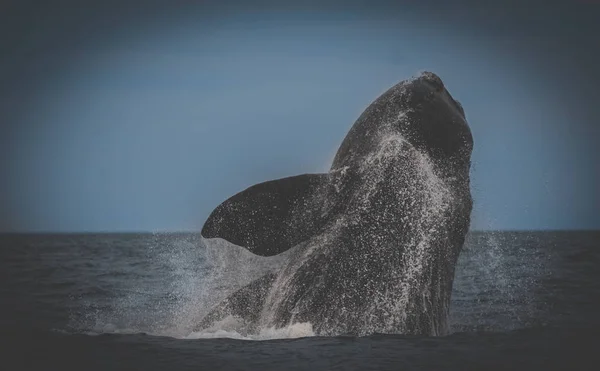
[0,231,598,370]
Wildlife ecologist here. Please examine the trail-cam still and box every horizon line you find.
[0,229,599,235]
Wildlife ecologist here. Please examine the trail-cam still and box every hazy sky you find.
[1,0,598,232]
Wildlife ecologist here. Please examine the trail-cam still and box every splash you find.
[74,234,300,339]
[77,72,474,339]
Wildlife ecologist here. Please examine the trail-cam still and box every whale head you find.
[331,71,473,182]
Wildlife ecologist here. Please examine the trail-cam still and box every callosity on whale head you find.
[199,71,473,336]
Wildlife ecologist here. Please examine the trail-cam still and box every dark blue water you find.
[1,231,598,370]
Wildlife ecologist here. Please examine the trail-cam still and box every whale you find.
[198,71,473,336]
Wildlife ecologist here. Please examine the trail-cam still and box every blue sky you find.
[1,1,598,232]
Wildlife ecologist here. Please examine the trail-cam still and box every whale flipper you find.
[201,173,330,256]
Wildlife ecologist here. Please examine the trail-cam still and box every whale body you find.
[199,71,473,336]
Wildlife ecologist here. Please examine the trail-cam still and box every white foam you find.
[184,320,315,341]
[82,321,315,341]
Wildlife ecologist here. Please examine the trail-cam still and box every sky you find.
[0,0,598,232]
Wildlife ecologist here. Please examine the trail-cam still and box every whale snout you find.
[417,71,445,92]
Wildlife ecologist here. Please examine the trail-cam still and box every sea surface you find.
[0,231,598,370]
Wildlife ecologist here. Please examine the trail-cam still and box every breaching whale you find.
[199,71,473,336]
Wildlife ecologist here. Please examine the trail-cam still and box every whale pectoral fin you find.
[201,173,330,256]
[196,273,277,331]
